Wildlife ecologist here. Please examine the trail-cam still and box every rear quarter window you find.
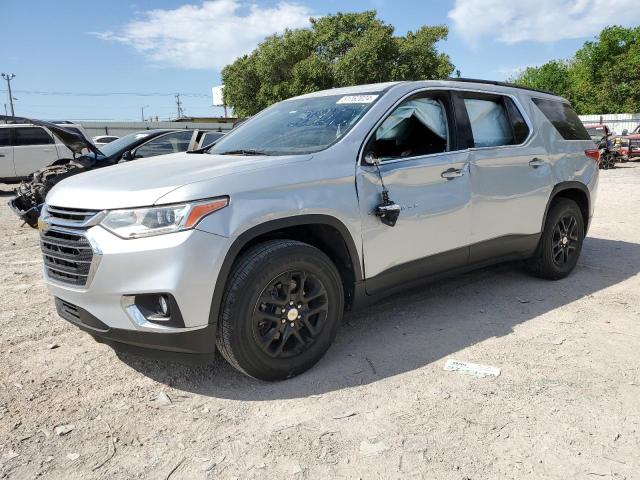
[532,98,590,140]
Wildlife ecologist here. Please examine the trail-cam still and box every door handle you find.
[43,148,53,152]
[0,154,5,157]
[529,158,545,168]
[441,167,465,179]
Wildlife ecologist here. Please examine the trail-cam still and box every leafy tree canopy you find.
[512,26,640,114]
[222,11,454,116]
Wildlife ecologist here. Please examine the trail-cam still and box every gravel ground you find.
[1,165,639,480]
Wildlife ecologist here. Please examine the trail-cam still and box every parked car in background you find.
[9,121,221,226]
[197,130,225,149]
[0,122,95,183]
[92,135,119,146]
[584,123,610,142]
[623,134,640,161]
[39,79,598,381]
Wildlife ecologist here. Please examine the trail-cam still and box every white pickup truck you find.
[0,123,91,182]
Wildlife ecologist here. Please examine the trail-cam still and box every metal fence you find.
[78,121,234,138]
[579,114,640,135]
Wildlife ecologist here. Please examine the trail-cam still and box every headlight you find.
[100,197,229,239]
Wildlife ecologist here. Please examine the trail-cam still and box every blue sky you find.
[2,0,638,121]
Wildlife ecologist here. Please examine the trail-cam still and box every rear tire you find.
[217,240,344,381]
[526,198,585,280]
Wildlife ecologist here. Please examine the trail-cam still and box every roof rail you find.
[446,77,558,96]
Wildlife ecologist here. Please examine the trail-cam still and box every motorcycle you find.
[597,134,619,170]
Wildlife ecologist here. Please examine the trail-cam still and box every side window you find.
[366,96,449,162]
[464,98,513,148]
[504,98,530,144]
[134,131,194,158]
[13,127,54,146]
[0,129,11,147]
[200,132,224,147]
[532,98,591,140]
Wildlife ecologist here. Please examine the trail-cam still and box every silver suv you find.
[39,80,599,381]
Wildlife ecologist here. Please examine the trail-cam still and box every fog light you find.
[128,293,185,328]
[158,295,169,316]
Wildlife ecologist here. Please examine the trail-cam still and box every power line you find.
[0,89,210,98]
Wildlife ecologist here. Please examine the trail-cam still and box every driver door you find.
[356,91,472,294]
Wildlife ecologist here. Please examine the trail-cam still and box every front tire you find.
[217,240,344,381]
[527,198,585,280]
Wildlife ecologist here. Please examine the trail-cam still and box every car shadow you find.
[115,236,640,400]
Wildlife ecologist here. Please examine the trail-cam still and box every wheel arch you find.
[542,181,590,232]
[207,215,363,329]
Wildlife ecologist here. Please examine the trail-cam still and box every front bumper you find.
[55,297,217,353]
[46,225,232,350]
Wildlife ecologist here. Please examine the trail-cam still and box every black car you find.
[9,120,224,226]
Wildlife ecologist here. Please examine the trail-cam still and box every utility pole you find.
[175,93,184,119]
[141,104,149,122]
[1,73,16,117]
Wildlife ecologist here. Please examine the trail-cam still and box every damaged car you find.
[9,121,224,227]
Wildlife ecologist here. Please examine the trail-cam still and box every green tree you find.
[221,11,454,116]
[512,26,640,114]
[511,60,572,98]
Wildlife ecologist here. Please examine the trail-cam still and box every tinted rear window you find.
[0,129,10,147]
[532,98,590,140]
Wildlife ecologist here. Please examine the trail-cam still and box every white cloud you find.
[448,0,640,43]
[497,64,535,78]
[92,0,312,69]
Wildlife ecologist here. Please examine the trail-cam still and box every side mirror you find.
[363,152,380,166]
[121,151,132,161]
[622,129,629,136]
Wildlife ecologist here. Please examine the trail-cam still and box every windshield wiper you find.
[217,149,269,156]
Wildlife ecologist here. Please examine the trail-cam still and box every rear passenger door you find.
[0,128,14,178]
[13,127,58,176]
[453,91,552,261]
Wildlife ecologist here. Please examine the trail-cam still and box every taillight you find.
[585,149,600,163]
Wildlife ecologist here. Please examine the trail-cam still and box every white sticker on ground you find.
[336,95,379,104]
[444,359,501,378]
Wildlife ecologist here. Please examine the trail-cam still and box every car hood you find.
[46,152,313,209]
[29,119,102,156]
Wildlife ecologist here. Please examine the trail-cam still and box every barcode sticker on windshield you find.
[337,95,379,104]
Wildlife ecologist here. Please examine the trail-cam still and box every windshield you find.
[209,93,381,156]
[98,132,153,157]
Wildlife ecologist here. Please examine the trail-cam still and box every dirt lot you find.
[1,165,639,480]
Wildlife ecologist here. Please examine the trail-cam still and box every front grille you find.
[40,228,94,287]
[45,205,101,226]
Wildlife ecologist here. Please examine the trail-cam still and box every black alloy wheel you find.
[252,270,329,359]
[526,198,585,280]
[217,239,343,381]
[551,214,580,268]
